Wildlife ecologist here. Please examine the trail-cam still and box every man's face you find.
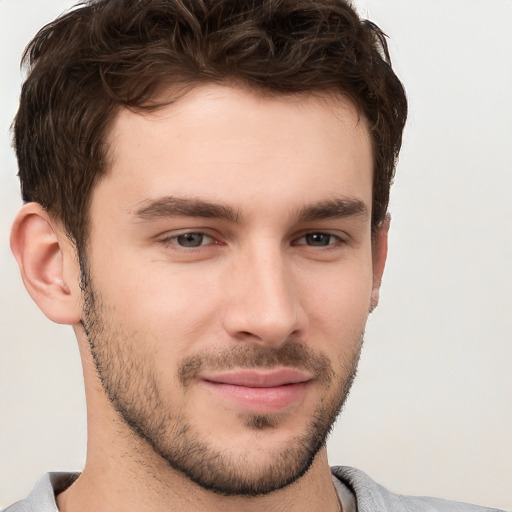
[81,85,378,495]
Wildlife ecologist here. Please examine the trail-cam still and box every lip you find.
[199,368,313,413]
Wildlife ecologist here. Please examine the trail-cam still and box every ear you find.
[10,203,82,325]
[370,214,390,312]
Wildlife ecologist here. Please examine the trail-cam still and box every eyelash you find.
[159,231,345,251]
[292,232,344,248]
[160,232,218,249]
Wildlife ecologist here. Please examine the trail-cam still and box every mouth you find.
[199,368,313,413]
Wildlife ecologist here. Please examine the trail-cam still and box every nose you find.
[222,242,306,346]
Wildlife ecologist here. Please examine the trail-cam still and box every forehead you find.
[96,85,373,221]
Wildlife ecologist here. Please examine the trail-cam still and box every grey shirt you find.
[331,467,508,512]
[3,467,508,512]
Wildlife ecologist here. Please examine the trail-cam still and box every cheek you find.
[99,261,225,352]
[297,259,373,360]
[299,259,374,321]
[89,238,374,355]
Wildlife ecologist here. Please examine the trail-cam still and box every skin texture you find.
[11,85,388,512]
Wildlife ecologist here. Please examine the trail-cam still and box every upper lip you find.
[200,368,313,388]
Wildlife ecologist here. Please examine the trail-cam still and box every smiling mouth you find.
[199,368,313,413]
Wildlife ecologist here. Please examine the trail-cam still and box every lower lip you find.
[200,380,310,413]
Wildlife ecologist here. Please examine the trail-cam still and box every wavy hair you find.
[14,0,407,248]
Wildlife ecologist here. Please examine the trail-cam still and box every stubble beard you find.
[80,264,364,496]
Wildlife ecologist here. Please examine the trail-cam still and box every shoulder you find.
[331,466,508,512]
[2,473,79,512]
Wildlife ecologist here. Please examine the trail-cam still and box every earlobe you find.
[370,215,390,312]
[10,203,82,325]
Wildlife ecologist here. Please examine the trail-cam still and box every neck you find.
[57,443,339,512]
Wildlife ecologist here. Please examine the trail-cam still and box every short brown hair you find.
[14,0,407,249]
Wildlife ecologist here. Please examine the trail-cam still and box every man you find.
[2,0,507,511]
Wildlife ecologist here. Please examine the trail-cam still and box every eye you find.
[294,232,341,247]
[163,232,215,248]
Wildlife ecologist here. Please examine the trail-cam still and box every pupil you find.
[306,233,330,246]
[178,233,203,247]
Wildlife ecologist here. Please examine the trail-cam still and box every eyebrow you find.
[133,196,241,222]
[132,195,368,224]
[295,197,368,223]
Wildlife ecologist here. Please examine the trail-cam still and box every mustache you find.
[178,341,335,388]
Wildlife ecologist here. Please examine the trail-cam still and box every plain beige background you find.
[1,0,511,509]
